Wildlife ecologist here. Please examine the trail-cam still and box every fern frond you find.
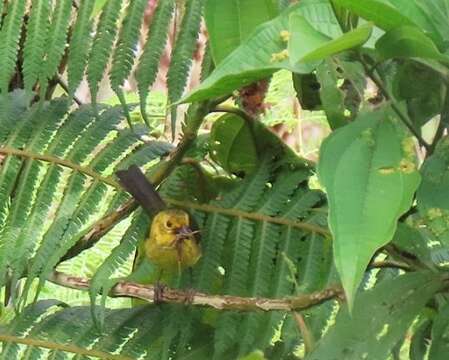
[0,100,69,295]
[109,0,147,91]
[0,301,214,359]
[0,0,27,93]
[23,107,127,299]
[23,0,51,92]
[87,0,123,105]
[40,0,72,96]
[136,0,175,125]
[67,0,96,94]
[89,210,148,314]
[0,300,67,358]
[167,0,203,135]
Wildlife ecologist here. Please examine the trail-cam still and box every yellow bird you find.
[116,165,201,274]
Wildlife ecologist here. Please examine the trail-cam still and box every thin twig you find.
[55,74,83,106]
[47,271,344,312]
[369,260,412,272]
[429,89,449,155]
[166,199,330,236]
[293,312,315,354]
[358,53,431,151]
[213,105,254,124]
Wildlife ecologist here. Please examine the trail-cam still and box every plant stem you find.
[429,89,449,155]
[358,53,431,151]
[48,271,344,312]
[166,198,330,236]
[293,312,315,354]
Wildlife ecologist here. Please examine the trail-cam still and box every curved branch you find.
[48,271,344,312]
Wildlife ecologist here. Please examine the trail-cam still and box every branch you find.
[55,74,83,106]
[213,105,254,124]
[358,54,431,151]
[369,259,412,272]
[429,89,449,156]
[48,271,344,312]
[166,198,331,236]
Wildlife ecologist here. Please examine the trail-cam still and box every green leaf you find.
[376,26,449,63]
[167,0,203,137]
[136,0,175,125]
[318,108,421,306]
[40,0,72,96]
[23,0,51,92]
[87,0,123,104]
[209,113,258,175]
[417,136,449,211]
[288,15,372,64]
[109,0,147,91]
[386,0,446,47]
[67,0,96,94]
[182,0,341,103]
[315,59,348,129]
[307,271,443,360]
[205,0,279,64]
[409,319,432,360]
[333,0,417,31]
[428,303,449,359]
[0,0,27,93]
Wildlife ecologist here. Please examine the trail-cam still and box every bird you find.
[116,165,201,276]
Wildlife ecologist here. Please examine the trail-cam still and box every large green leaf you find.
[209,113,258,176]
[376,26,449,63]
[307,271,443,359]
[318,108,421,306]
[205,0,279,64]
[333,0,417,31]
[182,0,341,103]
[386,0,449,50]
[289,14,372,64]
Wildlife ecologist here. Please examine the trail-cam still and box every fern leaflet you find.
[167,0,203,136]
[87,0,123,105]
[67,0,96,95]
[40,0,72,97]
[0,0,27,93]
[23,0,51,92]
[136,0,175,126]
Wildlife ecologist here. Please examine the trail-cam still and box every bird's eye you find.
[165,220,173,228]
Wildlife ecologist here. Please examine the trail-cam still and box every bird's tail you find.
[116,165,166,215]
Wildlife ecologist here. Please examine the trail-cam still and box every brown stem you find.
[358,53,430,151]
[48,271,344,312]
[369,260,412,272]
[55,74,83,105]
[293,312,315,354]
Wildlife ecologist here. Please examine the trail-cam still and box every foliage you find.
[0,0,448,359]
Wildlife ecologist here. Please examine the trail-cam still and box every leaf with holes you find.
[318,107,421,306]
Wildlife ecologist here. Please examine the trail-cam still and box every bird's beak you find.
[176,225,192,236]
